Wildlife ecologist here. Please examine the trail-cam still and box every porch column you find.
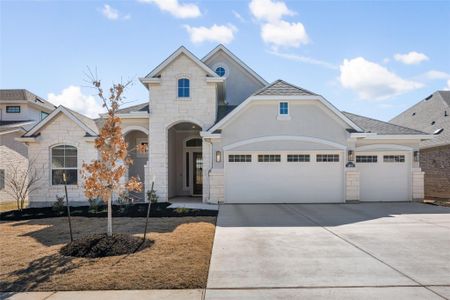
[148,120,169,202]
[412,168,425,201]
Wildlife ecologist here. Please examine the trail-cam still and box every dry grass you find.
[0,216,216,291]
[0,201,27,212]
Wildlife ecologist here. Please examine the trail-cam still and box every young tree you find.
[5,158,42,211]
[82,79,143,236]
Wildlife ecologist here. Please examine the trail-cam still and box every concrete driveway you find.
[206,203,450,299]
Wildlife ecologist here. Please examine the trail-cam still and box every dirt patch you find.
[60,233,152,258]
[424,198,450,207]
[0,216,216,291]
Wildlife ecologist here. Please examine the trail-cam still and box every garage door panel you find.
[224,152,344,203]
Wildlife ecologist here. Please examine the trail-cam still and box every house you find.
[16,45,432,206]
[0,89,56,201]
[390,91,450,199]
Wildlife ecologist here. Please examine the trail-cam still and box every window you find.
[228,155,252,162]
[178,78,190,98]
[0,169,5,190]
[215,66,226,77]
[356,155,377,163]
[383,155,405,163]
[40,111,49,120]
[186,138,202,147]
[258,154,281,162]
[6,106,20,113]
[316,154,339,162]
[279,102,289,115]
[186,152,189,187]
[287,154,310,162]
[51,145,78,185]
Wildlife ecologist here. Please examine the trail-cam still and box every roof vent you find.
[431,121,436,125]
[434,128,444,135]
[412,112,416,116]
[445,111,448,117]
[425,95,433,101]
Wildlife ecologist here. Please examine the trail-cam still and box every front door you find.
[193,152,203,195]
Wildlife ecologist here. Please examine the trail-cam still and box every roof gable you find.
[0,89,56,111]
[202,44,268,86]
[254,79,317,96]
[24,105,98,137]
[143,46,219,79]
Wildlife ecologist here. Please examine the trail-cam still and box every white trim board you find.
[223,136,347,151]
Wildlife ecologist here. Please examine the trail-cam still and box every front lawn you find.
[0,216,216,291]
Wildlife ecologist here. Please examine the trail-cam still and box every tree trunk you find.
[107,192,113,236]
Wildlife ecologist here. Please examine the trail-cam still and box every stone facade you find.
[420,145,450,199]
[412,168,425,201]
[208,169,224,203]
[147,53,217,202]
[345,169,360,202]
[26,113,98,207]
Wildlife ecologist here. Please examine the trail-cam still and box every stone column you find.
[412,168,425,201]
[209,169,224,204]
[345,169,360,203]
[148,119,169,202]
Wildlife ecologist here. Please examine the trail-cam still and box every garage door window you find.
[258,154,281,162]
[229,155,252,162]
[316,154,339,162]
[287,154,310,162]
[383,155,405,163]
[356,155,377,163]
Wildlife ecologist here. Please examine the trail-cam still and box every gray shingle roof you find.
[0,89,55,110]
[216,105,238,123]
[343,112,427,135]
[63,106,99,135]
[116,103,149,114]
[254,80,317,96]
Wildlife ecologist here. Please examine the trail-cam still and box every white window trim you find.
[212,63,229,78]
[176,74,192,101]
[277,102,291,120]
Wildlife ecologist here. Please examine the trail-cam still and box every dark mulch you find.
[60,233,152,258]
[0,202,217,221]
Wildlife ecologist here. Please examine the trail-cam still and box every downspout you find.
[204,137,213,203]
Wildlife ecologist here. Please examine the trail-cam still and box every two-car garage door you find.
[224,151,345,203]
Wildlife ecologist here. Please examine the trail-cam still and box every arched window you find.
[178,78,190,98]
[51,145,78,185]
[186,138,202,147]
[215,66,226,77]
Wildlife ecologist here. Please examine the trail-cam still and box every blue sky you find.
[1,0,449,121]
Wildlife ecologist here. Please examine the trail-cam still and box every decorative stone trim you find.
[208,169,224,204]
[346,169,360,202]
[412,167,425,201]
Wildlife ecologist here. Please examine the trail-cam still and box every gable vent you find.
[425,95,433,101]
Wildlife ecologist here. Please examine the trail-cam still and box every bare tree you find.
[5,158,43,211]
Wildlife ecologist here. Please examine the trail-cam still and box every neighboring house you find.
[390,91,450,199]
[0,89,56,201]
[17,45,431,207]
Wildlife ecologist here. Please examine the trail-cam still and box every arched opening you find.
[124,129,148,202]
[168,122,202,199]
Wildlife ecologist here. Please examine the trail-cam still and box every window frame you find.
[316,154,340,162]
[215,66,226,77]
[228,154,252,163]
[258,154,281,162]
[356,155,378,163]
[6,106,21,113]
[177,78,190,98]
[383,155,405,163]
[287,154,310,162]
[51,145,78,185]
[279,102,289,115]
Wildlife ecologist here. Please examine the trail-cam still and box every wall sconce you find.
[215,151,222,162]
[414,151,419,162]
[348,150,354,162]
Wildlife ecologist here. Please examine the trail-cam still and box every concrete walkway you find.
[206,203,450,299]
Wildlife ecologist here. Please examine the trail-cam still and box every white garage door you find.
[224,152,345,203]
[357,152,411,202]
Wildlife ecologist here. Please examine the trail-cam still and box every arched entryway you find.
[167,122,202,199]
[124,129,148,202]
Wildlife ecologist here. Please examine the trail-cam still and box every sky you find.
[1,0,449,121]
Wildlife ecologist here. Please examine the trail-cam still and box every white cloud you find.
[233,10,246,23]
[48,86,105,118]
[268,50,337,70]
[445,79,450,91]
[184,24,237,44]
[261,20,309,49]
[424,70,450,80]
[140,0,201,19]
[339,57,424,100]
[101,4,130,21]
[249,0,294,22]
[394,51,429,65]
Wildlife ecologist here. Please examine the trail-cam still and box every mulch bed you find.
[60,233,153,258]
[0,202,217,221]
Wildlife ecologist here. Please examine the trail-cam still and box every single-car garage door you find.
[357,152,411,202]
[224,152,345,203]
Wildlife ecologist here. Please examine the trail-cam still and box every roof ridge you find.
[343,111,427,135]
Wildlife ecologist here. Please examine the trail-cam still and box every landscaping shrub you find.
[52,195,66,215]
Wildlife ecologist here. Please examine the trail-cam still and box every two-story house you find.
[0,89,55,201]
[16,45,432,207]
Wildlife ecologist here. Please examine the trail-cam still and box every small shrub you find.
[147,190,159,203]
[88,198,103,213]
[52,195,65,214]
[174,207,192,214]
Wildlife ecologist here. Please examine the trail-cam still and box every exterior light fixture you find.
[215,151,222,162]
[346,150,355,168]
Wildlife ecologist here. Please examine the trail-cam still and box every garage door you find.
[357,152,411,202]
[224,152,345,203]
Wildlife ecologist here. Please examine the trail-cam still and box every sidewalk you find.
[0,290,204,300]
